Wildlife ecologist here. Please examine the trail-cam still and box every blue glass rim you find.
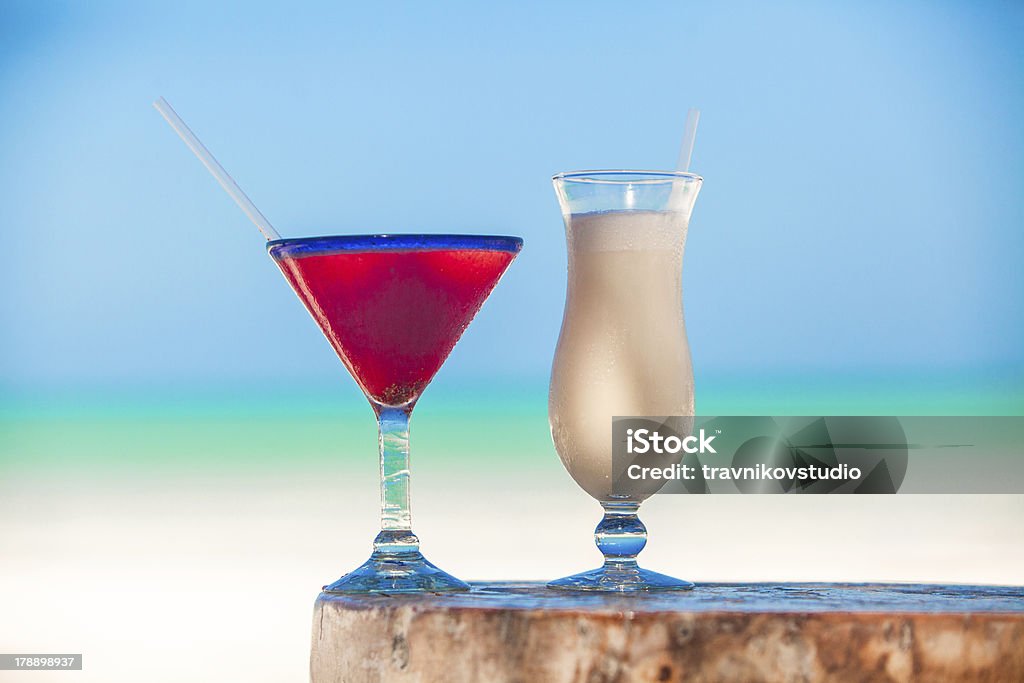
[267,234,524,259]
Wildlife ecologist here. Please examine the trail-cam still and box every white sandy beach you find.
[1,463,1022,682]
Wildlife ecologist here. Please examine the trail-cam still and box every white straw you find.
[153,97,280,241]
[676,107,701,172]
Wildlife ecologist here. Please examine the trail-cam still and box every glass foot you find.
[549,501,692,592]
[323,549,470,594]
[548,563,694,592]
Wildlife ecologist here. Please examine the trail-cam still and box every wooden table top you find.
[312,583,1024,682]
[316,581,1024,614]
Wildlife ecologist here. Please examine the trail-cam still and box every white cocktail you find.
[549,171,702,591]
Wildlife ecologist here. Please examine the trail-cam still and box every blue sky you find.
[0,1,1021,392]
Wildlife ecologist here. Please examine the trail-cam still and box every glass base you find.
[548,562,694,592]
[323,549,470,594]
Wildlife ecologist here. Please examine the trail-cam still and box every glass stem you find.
[373,404,419,555]
[595,501,646,568]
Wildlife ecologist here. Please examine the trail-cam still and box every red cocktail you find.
[274,244,517,407]
[269,234,522,593]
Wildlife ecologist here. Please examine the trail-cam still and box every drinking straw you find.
[153,97,281,241]
[676,107,701,172]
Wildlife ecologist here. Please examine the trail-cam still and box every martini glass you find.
[269,234,522,593]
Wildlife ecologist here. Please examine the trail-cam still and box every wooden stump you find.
[311,582,1024,682]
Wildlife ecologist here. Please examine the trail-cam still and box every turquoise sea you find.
[2,372,1021,475]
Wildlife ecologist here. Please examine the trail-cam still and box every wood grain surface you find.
[311,582,1024,682]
